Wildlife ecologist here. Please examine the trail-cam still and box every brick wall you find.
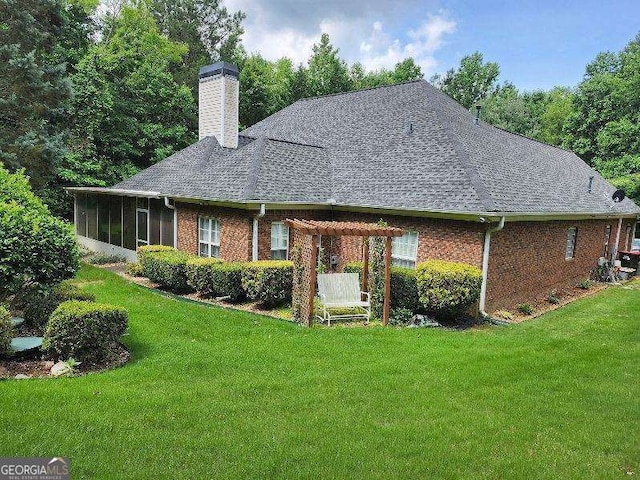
[176,202,252,260]
[175,201,636,313]
[257,210,330,260]
[331,211,485,268]
[485,219,619,311]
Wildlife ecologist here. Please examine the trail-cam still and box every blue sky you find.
[226,0,639,91]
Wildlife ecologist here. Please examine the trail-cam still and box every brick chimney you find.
[198,61,239,148]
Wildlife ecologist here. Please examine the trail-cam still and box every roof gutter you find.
[479,216,505,317]
[252,204,266,261]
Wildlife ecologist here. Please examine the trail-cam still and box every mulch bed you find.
[493,282,610,323]
[1,343,130,380]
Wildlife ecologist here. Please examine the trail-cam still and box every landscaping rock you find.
[50,361,72,377]
[42,360,55,370]
[14,374,31,379]
[0,366,8,379]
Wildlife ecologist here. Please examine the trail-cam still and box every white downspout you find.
[252,204,266,261]
[163,197,177,248]
[480,216,506,316]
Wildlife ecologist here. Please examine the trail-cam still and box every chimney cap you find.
[199,61,239,80]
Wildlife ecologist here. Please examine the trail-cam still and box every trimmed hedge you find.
[23,281,96,330]
[344,261,422,313]
[0,306,12,356]
[186,258,245,302]
[415,260,482,318]
[139,247,194,292]
[43,300,128,362]
[241,261,293,307]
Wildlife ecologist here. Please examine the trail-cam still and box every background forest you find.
[2,0,639,217]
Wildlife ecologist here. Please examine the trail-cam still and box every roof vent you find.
[474,105,482,125]
[406,122,414,134]
[588,174,595,193]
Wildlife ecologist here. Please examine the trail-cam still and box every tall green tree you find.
[565,34,640,172]
[65,5,196,188]
[239,55,294,127]
[431,52,499,109]
[306,33,352,97]
[150,0,245,98]
[0,0,72,197]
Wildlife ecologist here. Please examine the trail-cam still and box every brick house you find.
[70,62,640,313]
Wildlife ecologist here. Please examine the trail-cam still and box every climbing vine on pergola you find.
[286,219,404,327]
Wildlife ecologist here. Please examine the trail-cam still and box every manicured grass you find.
[2,265,639,478]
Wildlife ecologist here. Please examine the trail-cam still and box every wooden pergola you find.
[285,219,404,326]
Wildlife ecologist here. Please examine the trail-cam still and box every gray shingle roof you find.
[113,80,640,216]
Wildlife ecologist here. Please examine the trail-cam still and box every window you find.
[136,198,149,248]
[565,227,578,260]
[604,225,612,257]
[392,231,419,268]
[271,222,289,260]
[199,217,220,258]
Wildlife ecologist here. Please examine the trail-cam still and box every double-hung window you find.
[199,217,220,258]
[392,231,419,268]
[271,222,289,260]
[565,227,578,260]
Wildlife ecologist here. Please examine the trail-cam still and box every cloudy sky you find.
[225,0,640,90]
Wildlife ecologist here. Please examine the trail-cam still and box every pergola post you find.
[362,237,369,294]
[307,234,319,327]
[383,236,392,326]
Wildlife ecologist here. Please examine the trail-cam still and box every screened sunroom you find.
[70,188,176,261]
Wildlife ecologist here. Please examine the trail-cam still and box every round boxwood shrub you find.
[140,247,194,292]
[415,259,482,318]
[43,301,128,362]
[0,306,13,356]
[23,281,96,330]
[344,261,422,313]
[0,165,79,303]
[186,258,245,302]
[241,261,293,307]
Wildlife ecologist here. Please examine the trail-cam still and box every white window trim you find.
[198,216,221,258]
[392,231,419,268]
[565,227,578,260]
[271,221,289,260]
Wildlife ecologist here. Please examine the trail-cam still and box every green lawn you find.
[2,265,639,479]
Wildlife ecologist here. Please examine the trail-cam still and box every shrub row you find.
[186,258,245,302]
[138,245,193,292]
[345,259,482,319]
[43,300,128,363]
[415,260,482,318]
[139,246,293,307]
[241,261,293,307]
[23,281,96,330]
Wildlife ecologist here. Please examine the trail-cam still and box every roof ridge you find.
[296,79,425,102]
[244,137,267,199]
[427,88,497,212]
[265,136,324,148]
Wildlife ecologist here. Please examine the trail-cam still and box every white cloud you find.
[359,13,457,75]
[224,0,455,75]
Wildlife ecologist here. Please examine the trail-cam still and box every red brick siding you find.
[330,211,485,268]
[257,210,330,260]
[176,202,252,261]
[486,219,613,311]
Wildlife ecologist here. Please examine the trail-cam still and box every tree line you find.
[1,0,639,217]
